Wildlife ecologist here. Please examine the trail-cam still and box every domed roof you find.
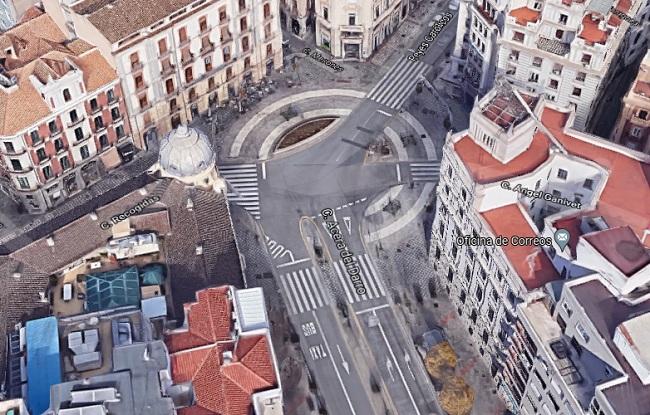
[158,125,215,178]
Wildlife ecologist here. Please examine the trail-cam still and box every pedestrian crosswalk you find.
[409,161,440,182]
[367,59,429,110]
[332,253,386,304]
[219,163,261,219]
[279,266,331,315]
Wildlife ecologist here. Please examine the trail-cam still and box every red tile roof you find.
[579,14,608,45]
[482,204,560,290]
[540,107,650,248]
[167,287,277,415]
[633,80,650,98]
[509,7,540,26]
[553,216,582,257]
[453,132,551,184]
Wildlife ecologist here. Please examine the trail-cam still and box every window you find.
[576,72,586,82]
[69,109,78,123]
[116,125,125,138]
[129,52,140,69]
[532,56,542,67]
[42,165,53,179]
[639,110,648,120]
[581,54,592,65]
[583,178,593,190]
[219,7,227,22]
[139,95,149,109]
[60,155,70,170]
[54,138,64,152]
[170,98,178,112]
[158,38,168,54]
[557,168,568,179]
[17,177,29,189]
[528,72,539,83]
[241,36,249,52]
[94,116,104,130]
[48,120,58,134]
[99,134,109,149]
[631,126,642,137]
[165,78,175,94]
[179,27,188,43]
[240,16,247,31]
[509,49,519,61]
[223,46,231,62]
[4,141,15,153]
[111,107,121,120]
[185,67,193,83]
[555,29,564,40]
[323,6,328,20]
[90,98,99,111]
[348,13,356,25]
[244,56,250,69]
[10,159,22,171]
[263,2,271,18]
[36,147,47,162]
[226,67,233,80]
[552,63,563,75]
[552,189,561,197]
[199,16,208,32]
[134,74,145,90]
[238,0,245,10]
[572,87,582,97]
[266,43,273,57]
[63,88,71,102]
[513,31,524,42]
[107,89,115,102]
[559,14,568,24]
[74,127,84,141]
[203,56,213,72]
[80,145,90,159]
[208,77,216,90]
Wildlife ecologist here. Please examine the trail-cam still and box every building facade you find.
[314,0,410,60]
[0,11,132,214]
[610,49,650,153]
[447,0,507,101]
[280,0,313,38]
[447,0,644,131]
[430,82,650,413]
[43,0,283,149]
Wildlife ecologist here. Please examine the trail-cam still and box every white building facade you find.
[430,82,650,412]
[314,0,410,60]
[44,0,283,148]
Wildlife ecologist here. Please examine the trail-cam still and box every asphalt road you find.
[241,6,458,414]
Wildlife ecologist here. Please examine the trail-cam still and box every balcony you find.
[108,94,119,105]
[94,123,107,134]
[200,41,215,55]
[536,36,570,56]
[475,1,496,25]
[199,24,211,35]
[90,104,103,115]
[134,82,148,92]
[219,14,229,25]
[72,133,91,145]
[340,24,362,32]
[67,115,85,128]
[179,37,191,47]
[49,127,62,138]
[263,13,274,22]
[130,61,144,72]
[161,64,176,76]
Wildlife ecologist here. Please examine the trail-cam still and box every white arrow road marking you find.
[404,349,415,380]
[343,217,352,235]
[386,357,395,382]
[337,345,350,375]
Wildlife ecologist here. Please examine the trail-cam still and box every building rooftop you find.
[453,132,551,184]
[509,7,540,26]
[540,107,650,248]
[571,279,650,415]
[481,88,537,131]
[26,316,62,415]
[482,204,560,290]
[0,13,116,136]
[70,0,197,43]
[583,226,650,276]
[47,340,175,414]
[166,287,278,415]
[579,13,609,45]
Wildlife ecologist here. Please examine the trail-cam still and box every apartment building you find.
[610,49,650,153]
[314,0,410,60]
[0,10,132,214]
[448,0,508,101]
[430,81,650,412]
[43,0,283,148]
[448,0,643,130]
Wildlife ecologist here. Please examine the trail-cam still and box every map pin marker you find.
[554,229,571,252]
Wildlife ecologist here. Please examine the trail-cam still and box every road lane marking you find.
[286,276,305,313]
[396,164,401,182]
[280,276,298,315]
[299,269,318,309]
[332,261,355,303]
[355,304,391,315]
[364,254,386,296]
[277,257,311,268]
[375,311,421,415]
[312,310,357,414]
[305,267,324,307]
[261,161,266,179]
[377,109,392,117]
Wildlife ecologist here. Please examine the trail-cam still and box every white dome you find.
[158,125,215,178]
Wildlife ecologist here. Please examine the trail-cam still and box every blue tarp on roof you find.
[139,264,165,286]
[26,316,61,415]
